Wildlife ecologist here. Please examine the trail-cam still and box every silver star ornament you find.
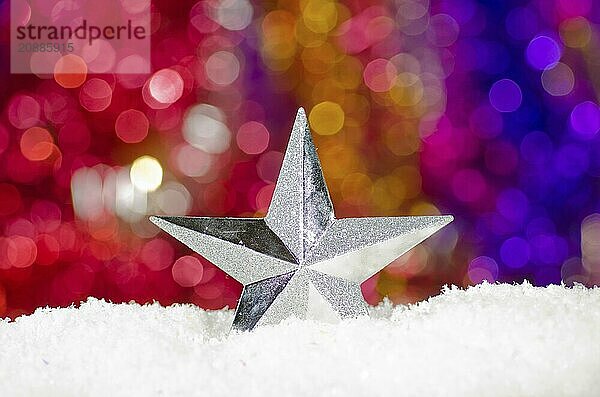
[151,108,453,332]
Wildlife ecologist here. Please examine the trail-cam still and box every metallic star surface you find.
[151,108,453,332]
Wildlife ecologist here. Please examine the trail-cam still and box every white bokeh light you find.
[211,0,253,31]
[182,104,231,154]
[130,155,163,192]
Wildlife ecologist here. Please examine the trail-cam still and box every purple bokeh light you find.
[500,237,530,269]
[468,256,499,283]
[489,79,522,112]
[526,36,561,70]
[570,101,600,139]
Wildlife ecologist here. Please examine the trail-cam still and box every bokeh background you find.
[0,0,599,318]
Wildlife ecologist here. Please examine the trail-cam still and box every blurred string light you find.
[2,0,600,319]
[130,156,163,192]
[71,158,190,225]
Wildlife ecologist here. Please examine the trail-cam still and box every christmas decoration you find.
[152,109,452,331]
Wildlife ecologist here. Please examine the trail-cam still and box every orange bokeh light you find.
[54,55,88,88]
[20,127,54,161]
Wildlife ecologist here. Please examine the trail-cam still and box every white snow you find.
[0,283,599,397]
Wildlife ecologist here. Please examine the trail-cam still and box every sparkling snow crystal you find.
[0,283,599,396]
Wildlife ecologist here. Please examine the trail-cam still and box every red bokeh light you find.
[172,256,204,287]
[115,109,150,143]
[79,78,113,112]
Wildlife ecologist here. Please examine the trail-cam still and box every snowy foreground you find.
[0,283,599,397]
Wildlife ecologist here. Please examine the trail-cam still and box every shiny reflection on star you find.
[151,108,453,332]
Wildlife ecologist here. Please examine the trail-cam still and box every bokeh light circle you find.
[560,17,592,48]
[303,0,338,34]
[140,239,174,271]
[81,40,116,74]
[11,0,31,25]
[236,121,270,154]
[172,256,204,287]
[174,145,214,177]
[54,54,88,88]
[257,151,284,183]
[526,36,561,70]
[363,59,397,92]
[541,62,574,96]
[20,127,54,161]
[183,104,231,153]
[426,14,460,47]
[79,78,113,112]
[5,236,37,268]
[205,51,241,86]
[8,95,41,129]
[130,156,163,192]
[468,256,499,284]
[115,109,149,143]
[570,101,600,139]
[157,182,192,215]
[309,102,345,135]
[489,79,522,112]
[500,237,530,269]
[146,69,184,106]
[212,0,253,31]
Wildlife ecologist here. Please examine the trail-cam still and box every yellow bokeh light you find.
[309,101,345,135]
[389,72,424,106]
[302,0,338,34]
[295,20,327,48]
[559,17,592,48]
[130,155,163,192]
